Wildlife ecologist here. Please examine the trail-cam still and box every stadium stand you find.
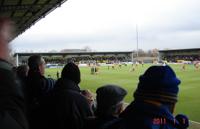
[14,51,133,66]
[159,48,200,62]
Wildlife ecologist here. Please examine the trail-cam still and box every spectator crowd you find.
[0,18,189,129]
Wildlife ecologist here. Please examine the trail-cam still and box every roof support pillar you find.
[16,53,19,66]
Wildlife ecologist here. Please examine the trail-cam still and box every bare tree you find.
[83,46,92,52]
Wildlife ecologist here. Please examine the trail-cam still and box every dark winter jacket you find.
[83,115,118,129]
[53,78,93,129]
[0,59,29,129]
[104,101,186,129]
[26,71,55,129]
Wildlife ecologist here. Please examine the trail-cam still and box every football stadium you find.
[15,49,200,129]
[1,0,200,129]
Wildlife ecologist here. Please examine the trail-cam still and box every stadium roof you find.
[159,48,200,52]
[0,0,67,40]
[14,51,133,57]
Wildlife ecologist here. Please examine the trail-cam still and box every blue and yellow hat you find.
[134,65,181,104]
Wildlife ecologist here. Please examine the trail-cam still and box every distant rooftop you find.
[60,49,88,53]
[159,48,200,52]
[14,51,133,57]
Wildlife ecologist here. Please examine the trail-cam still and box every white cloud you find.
[12,0,200,52]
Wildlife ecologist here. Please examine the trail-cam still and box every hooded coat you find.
[53,78,93,129]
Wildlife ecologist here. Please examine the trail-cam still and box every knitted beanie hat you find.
[61,62,81,84]
[134,65,181,104]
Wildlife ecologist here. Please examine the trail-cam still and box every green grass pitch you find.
[45,64,200,123]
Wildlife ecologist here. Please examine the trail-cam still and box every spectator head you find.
[96,85,127,117]
[81,90,94,107]
[28,55,46,75]
[0,17,14,42]
[16,65,29,78]
[81,90,94,101]
[134,65,181,113]
[0,17,14,61]
[61,62,81,84]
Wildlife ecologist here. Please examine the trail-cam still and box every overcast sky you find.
[12,0,200,52]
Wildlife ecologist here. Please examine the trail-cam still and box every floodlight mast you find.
[131,51,134,63]
[136,24,139,60]
[132,24,139,63]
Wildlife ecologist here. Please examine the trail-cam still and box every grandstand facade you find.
[14,51,134,66]
[159,48,200,62]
